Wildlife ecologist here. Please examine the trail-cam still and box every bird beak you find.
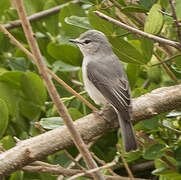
[69,39,84,45]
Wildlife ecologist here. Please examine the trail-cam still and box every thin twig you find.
[137,132,178,172]
[58,142,95,180]
[94,11,181,51]
[0,24,97,111]
[109,0,144,26]
[117,144,135,180]
[4,0,78,30]
[63,150,86,171]
[161,156,178,172]
[67,157,119,180]
[169,0,181,43]
[47,69,97,111]
[162,124,181,135]
[35,122,46,133]
[159,10,172,17]
[13,0,104,180]
[152,53,181,66]
[23,162,147,180]
[136,131,157,144]
[141,79,150,89]
[153,52,179,84]
[91,152,119,176]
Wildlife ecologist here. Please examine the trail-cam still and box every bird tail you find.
[118,112,137,152]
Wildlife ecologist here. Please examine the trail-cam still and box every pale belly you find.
[82,61,107,105]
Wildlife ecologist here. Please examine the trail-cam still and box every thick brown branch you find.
[94,11,181,51]
[0,84,181,178]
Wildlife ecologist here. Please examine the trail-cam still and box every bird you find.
[69,30,137,152]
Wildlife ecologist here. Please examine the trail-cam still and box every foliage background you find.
[0,0,181,179]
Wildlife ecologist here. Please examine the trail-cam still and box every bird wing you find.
[87,59,132,121]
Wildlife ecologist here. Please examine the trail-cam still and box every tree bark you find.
[0,84,181,178]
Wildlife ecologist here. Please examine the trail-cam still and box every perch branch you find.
[0,84,181,178]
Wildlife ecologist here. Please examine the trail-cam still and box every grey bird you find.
[69,30,137,152]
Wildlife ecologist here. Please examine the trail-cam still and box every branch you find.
[94,11,181,51]
[0,84,181,178]
[169,0,181,43]
[4,0,78,30]
[153,52,179,84]
[13,0,104,180]
[23,163,148,180]
[67,157,118,180]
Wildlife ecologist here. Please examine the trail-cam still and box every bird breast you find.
[82,57,107,105]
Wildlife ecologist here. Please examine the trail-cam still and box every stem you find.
[94,11,181,51]
[169,0,181,43]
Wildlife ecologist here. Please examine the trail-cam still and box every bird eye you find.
[84,39,91,44]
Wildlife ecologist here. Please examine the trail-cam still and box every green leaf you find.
[43,0,59,36]
[88,7,113,35]
[175,0,181,21]
[143,144,165,160]
[19,99,41,120]
[0,0,11,17]
[59,3,86,37]
[0,135,15,150]
[40,117,64,130]
[142,117,159,129]
[65,16,92,30]
[80,0,94,5]
[175,146,181,161]
[121,5,148,13]
[144,4,163,35]
[20,72,47,120]
[124,150,142,162]
[152,167,181,179]
[166,111,181,118]
[47,42,83,66]
[9,171,24,180]
[5,57,27,72]
[174,53,181,68]
[68,108,83,120]
[52,61,80,73]
[140,38,154,62]
[21,72,47,105]
[0,71,24,88]
[152,167,173,175]
[132,87,148,98]
[109,37,145,64]
[23,0,44,15]
[0,81,18,115]
[147,66,161,83]
[139,0,157,9]
[0,98,8,138]
[126,64,140,89]
[159,0,169,9]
